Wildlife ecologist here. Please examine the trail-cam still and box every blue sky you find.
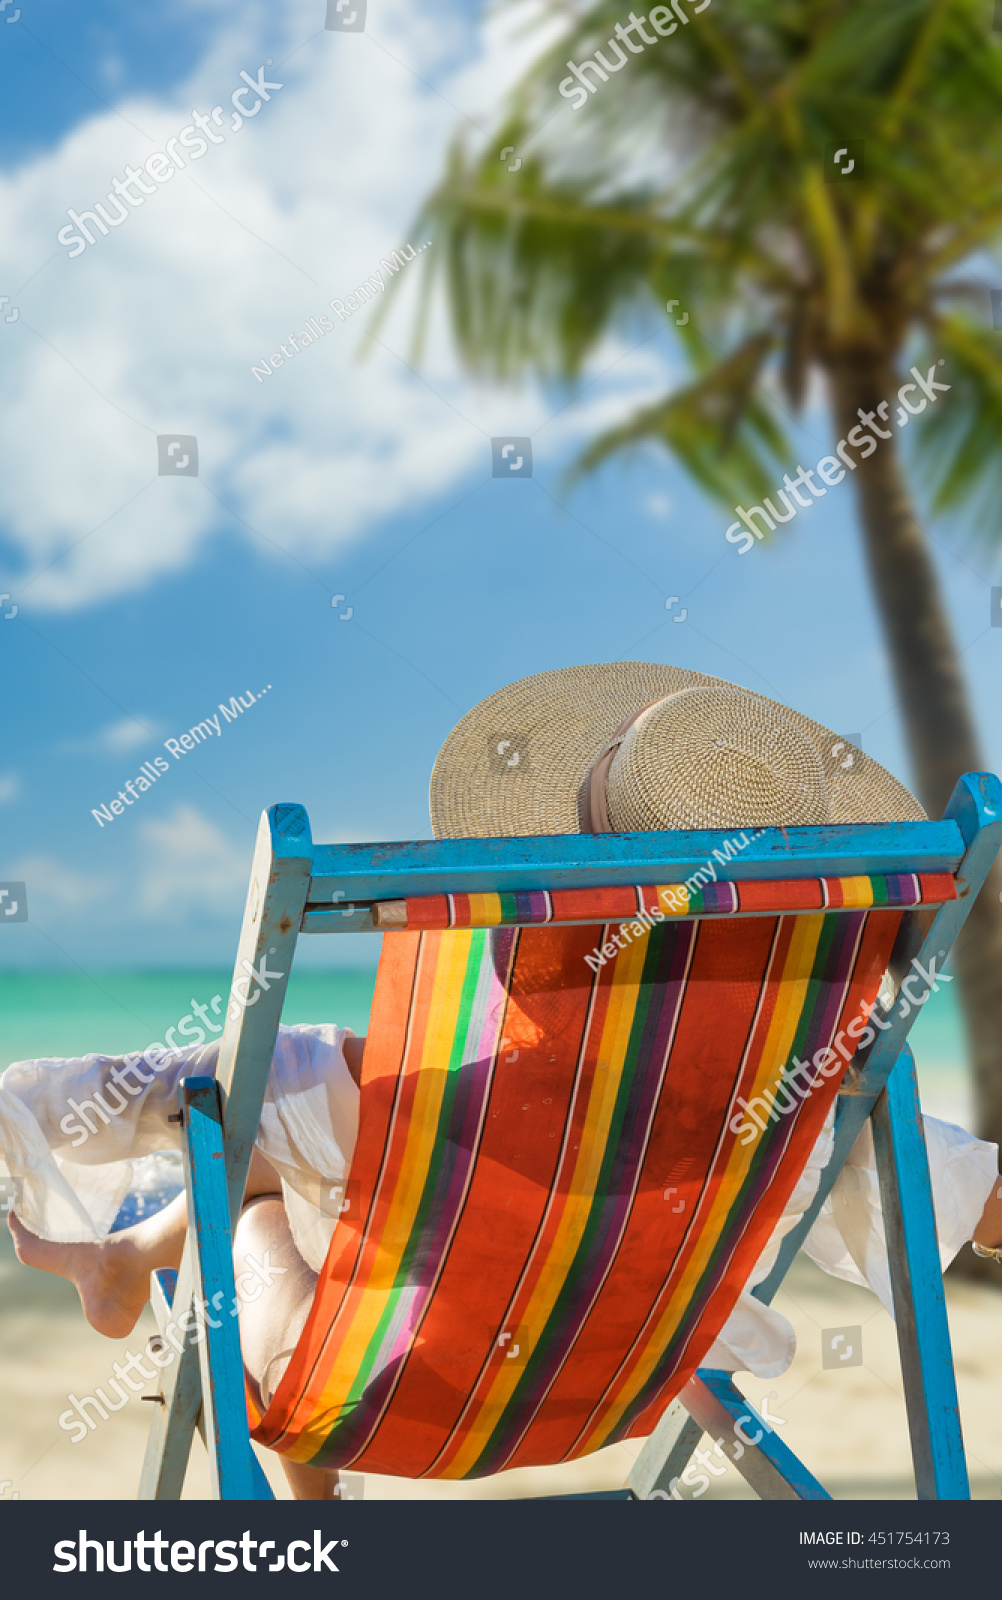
[0,0,1000,978]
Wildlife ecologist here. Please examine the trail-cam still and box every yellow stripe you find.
[835,876,874,909]
[441,930,652,1478]
[298,932,475,1443]
[467,893,504,926]
[741,913,825,1113]
[656,883,690,916]
[577,915,826,1454]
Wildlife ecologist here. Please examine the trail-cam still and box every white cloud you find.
[0,0,665,613]
[99,716,161,753]
[58,715,161,757]
[6,852,113,912]
[137,802,250,918]
[0,773,19,804]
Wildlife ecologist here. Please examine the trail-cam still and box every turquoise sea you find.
[0,969,378,1071]
[0,969,380,1226]
[0,964,975,1128]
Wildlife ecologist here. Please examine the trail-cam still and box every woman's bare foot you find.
[5,1146,290,1340]
[7,1211,155,1336]
[6,1188,190,1338]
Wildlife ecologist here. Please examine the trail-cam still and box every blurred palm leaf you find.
[393,0,1002,1158]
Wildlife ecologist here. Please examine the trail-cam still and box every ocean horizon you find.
[0,968,378,1071]
[0,965,976,1131]
[0,968,380,1224]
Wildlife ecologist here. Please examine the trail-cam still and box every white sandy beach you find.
[2,1207,998,1502]
[1,1006,995,1501]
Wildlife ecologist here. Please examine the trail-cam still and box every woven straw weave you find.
[428,663,925,839]
[606,687,828,831]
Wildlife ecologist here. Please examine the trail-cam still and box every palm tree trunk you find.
[830,356,1002,1269]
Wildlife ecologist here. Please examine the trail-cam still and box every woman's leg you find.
[6,1033,367,1335]
[7,1145,285,1338]
[973,1177,1002,1249]
[8,1189,188,1338]
[11,1150,335,1498]
[233,1193,337,1501]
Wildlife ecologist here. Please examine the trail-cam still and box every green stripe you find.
[498,891,519,924]
[685,914,843,1326]
[318,931,490,1442]
[466,922,667,1475]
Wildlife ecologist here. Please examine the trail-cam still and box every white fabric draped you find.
[0,1026,995,1376]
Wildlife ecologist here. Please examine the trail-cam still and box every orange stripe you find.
[255,909,905,1473]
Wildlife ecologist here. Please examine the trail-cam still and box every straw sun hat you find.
[429,663,925,839]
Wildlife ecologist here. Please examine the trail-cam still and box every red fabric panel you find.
[626,908,904,1439]
[918,872,956,904]
[505,917,781,1468]
[368,925,602,1477]
[549,886,639,922]
[738,878,824,913]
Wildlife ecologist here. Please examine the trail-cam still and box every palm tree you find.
[407,0,1002,1206]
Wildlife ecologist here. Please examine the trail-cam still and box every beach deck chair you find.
[137,772,1002,1502]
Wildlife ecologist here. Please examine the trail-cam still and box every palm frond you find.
[913,315,1002,537]
[390,0,1002,546]
[569,332,790,505]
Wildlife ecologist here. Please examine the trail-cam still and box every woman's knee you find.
[233,1198,315,1322]
[233,1196,317,1407]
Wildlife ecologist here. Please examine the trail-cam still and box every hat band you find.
[582,699,662,833]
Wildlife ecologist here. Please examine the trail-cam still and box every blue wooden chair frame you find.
[137,772,1002,1502]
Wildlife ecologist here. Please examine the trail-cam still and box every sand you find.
[2,1215,999,1502]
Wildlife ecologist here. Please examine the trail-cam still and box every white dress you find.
[0,1027,995,1378]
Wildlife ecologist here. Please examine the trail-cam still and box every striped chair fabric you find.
[251,900,908,1476]
[376,871,956,930]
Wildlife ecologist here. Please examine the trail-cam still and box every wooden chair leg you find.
[871,1048,970,1500]
[628,1372,830,1501]
[179,1077,274,1500]
[627,1398,705,1500]
[138,804,312,1499]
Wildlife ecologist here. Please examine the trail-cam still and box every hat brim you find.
[429,662,925,838]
